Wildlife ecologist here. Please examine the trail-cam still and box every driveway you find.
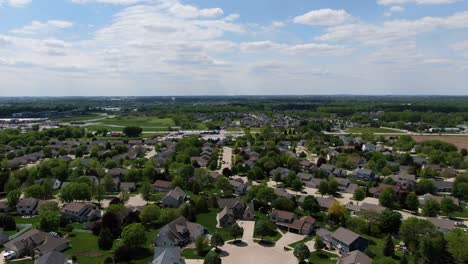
[275,232,305,249]
[219,147,233,172]
[237,220,255,243]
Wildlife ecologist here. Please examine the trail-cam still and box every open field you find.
[100,116,176,127]
[346,127,403,133]
[412,135,468,149]
[53,114,104,122]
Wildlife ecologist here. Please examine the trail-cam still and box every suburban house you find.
[269,167,291,180]
[152,247,184,264]
[229,179,248,195]
[269,210,315,235]
[352,169,375,182]
[430,179,454,193]
[316,196,337,211]
[362,143,376,152]
[161,187,187,208]
[338,250,373,264]
[35,250,69,264]
[155,217,205,247]
[153,180,172,193]
[346,203,387,216]
[427,217,456,233]
[17,197,41,215]
[336,178,359,194]
[317,227,369,254]
[217,198,255,228]
[120,182,136,192]
[0,201,12,213]
[61,202,101,222]
[419,193,460,207]
[274,188,294,199]
[3,229,69,258]
[391,174,416,189]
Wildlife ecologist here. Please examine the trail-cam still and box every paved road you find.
[275,232,305,249]
[219,146,233,173]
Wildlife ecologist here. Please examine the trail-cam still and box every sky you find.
[0,0,467,96]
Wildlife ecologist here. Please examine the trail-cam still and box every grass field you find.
[54,114,104,122]
[65,232,112,264]
[412,135,468,150]
[308,251,339,264]
[196,209,233,241]
[182,248,205,259]
[346,127,403,133]
[100,116,176,127]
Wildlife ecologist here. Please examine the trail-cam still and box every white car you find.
[3,251,16,260]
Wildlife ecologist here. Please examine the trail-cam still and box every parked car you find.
[3,250,16,260]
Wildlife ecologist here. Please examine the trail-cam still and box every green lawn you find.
[452,203,468,218]
[65,232,113,264]
[308,251,339,264]
[195,209,233,241]
[253,213,282,242]
[14,215,41,228]
[100,116,176,127]
[54,114,104,122]
[346,127,402,133]
[10,260,34,264]
[362,234,406,264]
[182,248,205,259]
[288,235,314,248]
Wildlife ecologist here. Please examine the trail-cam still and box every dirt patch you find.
[412,135,468,150]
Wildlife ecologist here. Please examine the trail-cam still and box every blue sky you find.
[0,0,467,96]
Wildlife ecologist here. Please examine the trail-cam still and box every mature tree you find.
[422,198,440,217]
[204,251,221,264]
[328,200,347,224]
[440,197,457,216]
[24,184,45,199]
[98,228,114,250]
[419,232,450,264]
[119,191,130,205]
[93,185,106,207]
[291,179,303,194]
[6,189,21,208]
[379,187,397,209]
[102,211,121,238]
[0,215,16,231]
[314,236,325,252]
[121,223,147,249]
[255,219,275,241]
[378,210,402,234]
[272,197,296,212]
[60,182,92,202]
[353,188,366,202]
[405,192,419,213]
[195,234,210,257]
[39,210,61,232]
[123,126,143,137]
[140,180,153,204]
[383,235,395,257]
[417,179,435,195]
[140,204,160,226]
[445,228,468,264]
[293,243,310,263]
[102,174,114,193]
[210,232,224,250]
[215,177,233,196]
[453,174,468,200]
[230,224,244,242]
[302,196,320,214]
[399,217,436,253]
[39,201,59,214]
[328,178,338,195]
[318,181,329,195]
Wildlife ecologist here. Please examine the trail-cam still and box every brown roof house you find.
[155,216,205,247]
[153,180,172,193]
[217,198,254,228]
[17,197,41,216]
[61,202,101,222]
[317,227,368,254]
[3,229,69,258]
[269,210,315,235]
[161,187,187,208]
[338,250,372,264]
[427,217,456,233]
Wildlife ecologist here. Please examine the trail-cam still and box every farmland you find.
[412,135,468,150]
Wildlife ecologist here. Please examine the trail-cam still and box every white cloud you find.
[272,21,286,28]
[12,20,74,35]
[168,3,224,18]
[318,11,468,45]
[377,0,459,5]
[70,0,147,4]
[390,6,405,12]
[293,9,351,26]
[0,0,31,7]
